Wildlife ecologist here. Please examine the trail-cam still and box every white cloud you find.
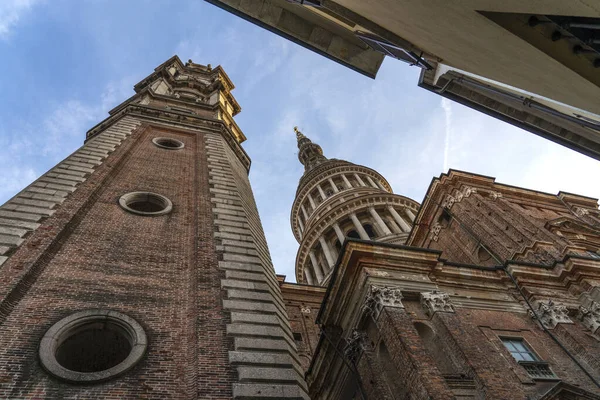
[0,0,40,39]
[0,79,134,204]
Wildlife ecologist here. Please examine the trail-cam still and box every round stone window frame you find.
[118,191,173,216]
[152,137,185,150]
[39,309,148,383]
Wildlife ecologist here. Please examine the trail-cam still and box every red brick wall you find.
[0,123,235,398]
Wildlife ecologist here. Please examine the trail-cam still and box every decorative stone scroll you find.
[442,186,477,209]
[489,191,503,200]
[431,223,442,242]
[300,305,311,314]
[420,291,455,317]
[535,300,573,329]
[362,285,404,320]
[344,330,367,363]
[442,195,456,209]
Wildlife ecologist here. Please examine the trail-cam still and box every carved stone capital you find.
[362,285,404,320]
[578,292,600,334]
[535,300,573,329]
[344,330,367,363]
[421,291,455,317]
[578,302,600,334]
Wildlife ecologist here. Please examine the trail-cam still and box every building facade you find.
[0,56,308,399]
[1,54,600,400]
[206,0,600,161]
[279,136,600,399]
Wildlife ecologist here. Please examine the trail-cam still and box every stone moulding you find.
[420,290,455,317]
[39,309,147,383]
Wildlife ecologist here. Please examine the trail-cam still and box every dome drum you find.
[295,196,419,285]
[291,165,392,242]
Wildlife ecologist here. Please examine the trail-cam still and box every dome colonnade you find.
[290,127,420,285]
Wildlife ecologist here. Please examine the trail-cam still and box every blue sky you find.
[1,0,599,281]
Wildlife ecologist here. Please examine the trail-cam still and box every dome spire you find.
[294,126,305,142]
[294,126,327,172]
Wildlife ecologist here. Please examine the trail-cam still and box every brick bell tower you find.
[290,127,420,286]
[0,56,308,399]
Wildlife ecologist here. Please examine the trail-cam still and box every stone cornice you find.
[295,192,420,283]
[85,104,251,170]
[408,170,599,248]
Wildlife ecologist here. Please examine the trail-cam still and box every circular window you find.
[39,310,147,383]
[152,137,184,150]
[119,192,173,216]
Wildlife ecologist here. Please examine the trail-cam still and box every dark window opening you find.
[55,321,132,373]
[439,210,451,228]
[293,332,303,342]
[128,200,165,213]
[347,230,360,239]
[363,224,376,239]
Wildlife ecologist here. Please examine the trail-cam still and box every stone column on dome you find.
[354,173,367,187]
[369,207,392,235]
[309,250,324,281]
[304,268,315,285]
[388,206,411,232]
[366,176,379,189]
[386,217,402,234]
[342,174,353,189]
[301,204,309,220]
[376,180,386,191]
[317,184,327,200]
[328,178,339,193]
[350,213,370,240]
[319,235,335,268]
[298,218,304,235]
[308,193,316,210]
[333,222,345,244]
[406,208,416,222]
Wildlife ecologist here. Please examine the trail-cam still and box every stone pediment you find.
[537,381,600,399]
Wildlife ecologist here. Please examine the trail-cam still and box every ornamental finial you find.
[294,126,305,141]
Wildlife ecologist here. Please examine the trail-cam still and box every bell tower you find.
[0,56,308,399]
[290,127,421,285]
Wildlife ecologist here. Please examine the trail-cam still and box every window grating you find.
[501,338,558,380]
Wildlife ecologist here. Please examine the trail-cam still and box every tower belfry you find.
[0,56,308,399]
[289,127,420,285]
